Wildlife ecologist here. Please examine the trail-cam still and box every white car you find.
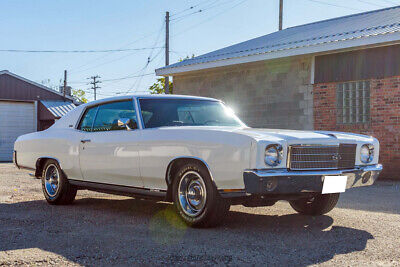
[14,95,382,227]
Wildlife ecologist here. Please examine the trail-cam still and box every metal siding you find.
[0,74,66,101]
[0,101,36,161]
[315,44,400,83]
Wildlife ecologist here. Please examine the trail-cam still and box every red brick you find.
[314,76,400,180]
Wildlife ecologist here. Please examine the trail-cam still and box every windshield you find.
[139,98,245,128]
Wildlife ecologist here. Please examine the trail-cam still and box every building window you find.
[336,81,370,124]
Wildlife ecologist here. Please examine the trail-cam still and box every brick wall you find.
[314,76,400,179]
[173,56,314,130]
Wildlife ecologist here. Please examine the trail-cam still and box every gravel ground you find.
[0,163,399,266]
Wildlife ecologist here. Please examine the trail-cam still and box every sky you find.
[0,0,399,101]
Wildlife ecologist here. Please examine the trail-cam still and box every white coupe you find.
[14,95,382,227]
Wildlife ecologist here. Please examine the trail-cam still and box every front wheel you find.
[289,193,340,216]
[41,159,77,205]
[172,162,230,228]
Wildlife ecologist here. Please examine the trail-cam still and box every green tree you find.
[149,77,173,95]
[72,89,88,103]
[149,55,194,94]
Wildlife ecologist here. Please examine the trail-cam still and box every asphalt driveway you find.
[0,163,399,266]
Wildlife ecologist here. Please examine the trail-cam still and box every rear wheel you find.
[172,162,230,228]
[289,193,340,215]
[42,160,77,205]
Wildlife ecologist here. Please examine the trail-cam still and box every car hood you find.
[159,126,374,144]
[233,128,374,144]
[162,126,374,144]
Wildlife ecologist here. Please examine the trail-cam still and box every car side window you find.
[92,100,138,132]
[78,106,98,132]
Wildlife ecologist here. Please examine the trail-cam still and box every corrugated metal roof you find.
[157,6,400,75]
[41,100,76,118]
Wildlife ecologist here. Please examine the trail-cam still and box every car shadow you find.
[0,197,373,265]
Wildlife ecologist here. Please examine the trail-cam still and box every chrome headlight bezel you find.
[264,144,283,167]
[360,144,374,164]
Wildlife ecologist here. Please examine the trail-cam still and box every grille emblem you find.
[332,153,341,161]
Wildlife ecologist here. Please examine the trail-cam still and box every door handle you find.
[81,139,91,144]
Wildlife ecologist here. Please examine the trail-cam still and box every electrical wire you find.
[171,0,240,23]
[123,47,163,95]
[356,0,387,8]
[69,22,165,74]
[381,0,399,5]
[172,0,250,37]
[304,0,367,11]
[0,47,163,53]
[170,0,218,17]
[69,72,154,84]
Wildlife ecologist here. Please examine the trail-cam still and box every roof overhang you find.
[156,31,400,76]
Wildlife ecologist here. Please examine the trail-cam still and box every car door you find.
[78,100,143,187]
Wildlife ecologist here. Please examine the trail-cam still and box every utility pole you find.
[279,0,283,31]
[63,70,67,101]
[165,11,170,94]
[89,75,101,101]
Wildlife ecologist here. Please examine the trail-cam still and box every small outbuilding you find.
[156,6,400,179]
[0,70,76,161]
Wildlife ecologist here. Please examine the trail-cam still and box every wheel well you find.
[165,157,213,202]
[35,158,58,178]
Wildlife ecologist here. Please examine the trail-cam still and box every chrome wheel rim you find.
[178,171,207,217]
[44,164,60,198]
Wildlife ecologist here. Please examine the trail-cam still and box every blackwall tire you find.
[41,159,77,205]
[172,162,230,228]
[289,193,340,216]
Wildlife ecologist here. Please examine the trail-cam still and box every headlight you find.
[360,144,374,164]
[265,144,283,166]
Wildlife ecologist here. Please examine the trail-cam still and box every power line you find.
[172,0,250,37]
[170,0,218,17]
[171,0,239,23]
[124,47,163,95]
[0,47,164,53]
[69,23,165,73]
[381,0,399,5]
[69,72,154,84]
[304,0,367,11]
[122,20,166,95]
[356,0,387,8]
[68,44,162,75]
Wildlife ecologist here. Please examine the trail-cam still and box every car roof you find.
[81,94,220,107]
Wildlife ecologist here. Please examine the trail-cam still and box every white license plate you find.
[322,176,347,194]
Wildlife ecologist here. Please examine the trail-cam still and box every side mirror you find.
[118,118,132,131]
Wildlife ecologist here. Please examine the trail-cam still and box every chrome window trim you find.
[136,97,234,130]
[75,97,139,133]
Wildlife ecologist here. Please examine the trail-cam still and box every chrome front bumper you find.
[243,164,382,195]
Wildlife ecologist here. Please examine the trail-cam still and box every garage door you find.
[0,101,36,161]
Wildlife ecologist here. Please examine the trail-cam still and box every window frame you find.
[336,80,370,125]
[136,97,244,129]
[76,99,139,132]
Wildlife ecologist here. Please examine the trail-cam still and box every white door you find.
[0,101,36,161]
[78,100,143,187]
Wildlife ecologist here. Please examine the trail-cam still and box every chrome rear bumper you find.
[243,164,382,195]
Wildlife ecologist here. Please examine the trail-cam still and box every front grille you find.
[288,144,356,170]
